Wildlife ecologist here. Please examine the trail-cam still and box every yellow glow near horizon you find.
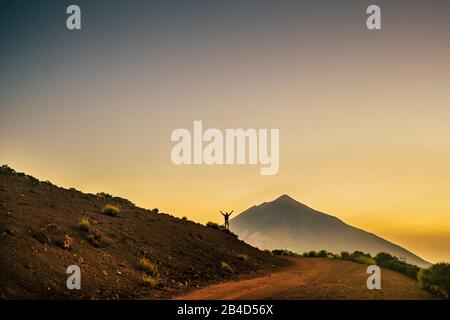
[3,146,450,264]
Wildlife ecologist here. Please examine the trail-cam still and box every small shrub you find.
[181,216,187,221]
[97,192,134,206]
[308,250,318,257]
[353,255,376,265]
[206,221,238,237]
[236,254,249,262]
[220,261,235,273]
[272,249,301,257]
[79,216,90,231]
[138,257,158,276]
[272,249,282,256]
[142,274,159,288]
[206,221,220,229]
[419,263,450,298]
[97,192,113,199]
[102,204,120,217]
[317,250,328,257]
[152,208,159,214]
[341,251,376,265]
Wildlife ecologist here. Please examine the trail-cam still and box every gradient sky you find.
[1,0,450,263]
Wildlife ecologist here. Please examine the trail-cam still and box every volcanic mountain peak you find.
[231,194,431,268]
[272,194,300,204]
[275,194,295,201]
[254,194,331,219]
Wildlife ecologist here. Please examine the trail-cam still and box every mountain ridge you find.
[231,194,431,268]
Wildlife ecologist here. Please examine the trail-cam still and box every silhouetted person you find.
[220,210,233,230]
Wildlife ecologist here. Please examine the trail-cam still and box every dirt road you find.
[173,258,433,300]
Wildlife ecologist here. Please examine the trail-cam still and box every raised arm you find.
[220,211,225,216]
[228,210,234,217]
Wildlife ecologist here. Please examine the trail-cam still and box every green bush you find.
[317,250,328,257]
[220,261,235,273]
[303,250,333,258]
[308,250,318,257]
[340,251,376,265]
[352,251,376,265]
[142,274,159,288]
[206,221,220,229]
[79,216,90,231]
[353,255,376,265]
[236,253,249,262]
[102,204,120,217]
[339,251,421,280]
[272,249,301,257]
[375,252,420,280]
[418,263,450,298]
[206,221,238,238]
[138,257,158,276]
[97,192,134,206]
[276,249,334,258]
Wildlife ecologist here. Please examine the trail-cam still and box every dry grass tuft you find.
[236,254,249,262]
[220,261,235,273]
[79,216,90,231]
[102,204,120,216]
[142,274,159,288]
[138,257,158,276]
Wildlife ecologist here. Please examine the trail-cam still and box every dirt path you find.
[173,258,434,300]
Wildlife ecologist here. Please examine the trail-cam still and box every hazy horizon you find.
[1,0,450,263]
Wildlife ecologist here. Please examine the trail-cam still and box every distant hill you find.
[230,195,431,268]
[0,165,284,299]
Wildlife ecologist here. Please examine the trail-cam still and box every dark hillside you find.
[0,165,285,299]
